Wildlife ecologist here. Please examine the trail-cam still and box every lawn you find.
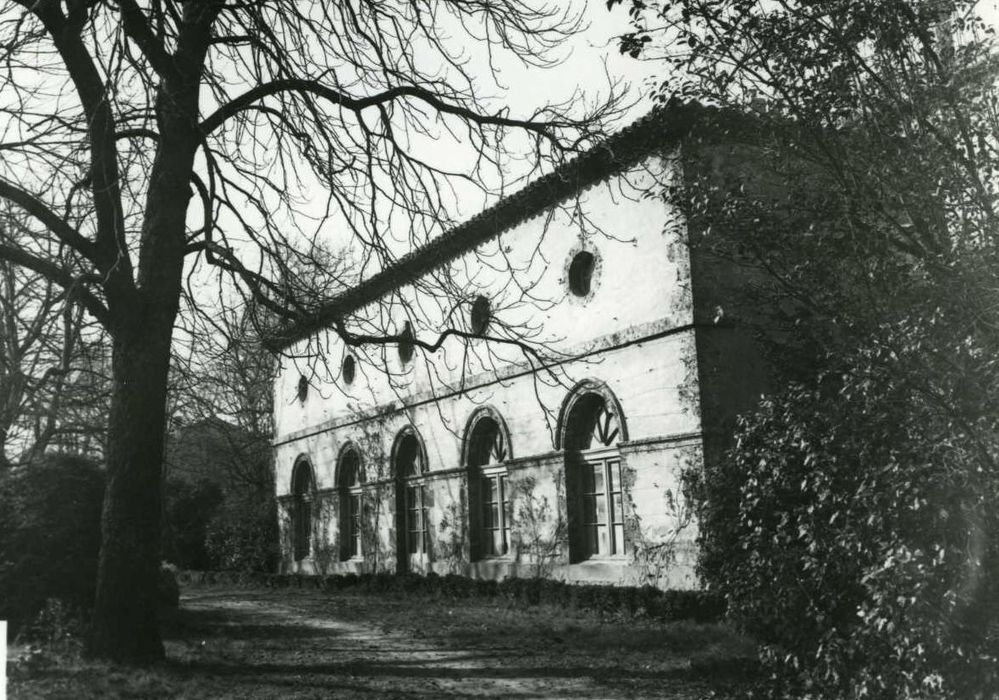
[9,584,757,698]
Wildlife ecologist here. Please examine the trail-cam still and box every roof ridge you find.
[270,101,708,349]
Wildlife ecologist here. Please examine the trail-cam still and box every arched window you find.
[337,447,364,561]
[291,458,315,561]
[464,410,512,560]
[562,389,626,562]
[393,429,428,572]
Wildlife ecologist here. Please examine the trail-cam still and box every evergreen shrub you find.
[192,569,724,623]
[692,347,999,698]
[0,454,104,636]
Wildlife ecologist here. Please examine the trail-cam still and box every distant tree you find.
[0,0,619,661]
[164,309,277,571]
[0,210,110,467]
[614,0,999,696]
[0,454,104,636]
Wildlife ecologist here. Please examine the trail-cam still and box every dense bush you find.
[159,562,180,608]
[0,454,105,636]
[692,337,999,698]
[204,498,279,572]
[162,478,223,570]
[186,569,724,623]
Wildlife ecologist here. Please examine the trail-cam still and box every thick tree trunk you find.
[83,9,216,662]
[87,314,175,663]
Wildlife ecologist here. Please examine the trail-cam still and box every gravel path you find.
[176,590,607,698]
[10,587,751,699]
[173,588,644,698]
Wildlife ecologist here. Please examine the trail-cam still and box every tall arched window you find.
[464,410,512,560]
[561,389,626,563]
[393,429,428,572]
[337,447,364,561]
[291,458,315,561]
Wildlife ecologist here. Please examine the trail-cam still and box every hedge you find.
[176,569,724,623]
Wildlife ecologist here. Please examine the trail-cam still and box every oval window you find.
[470,296,490,335]
[342,355,356,384]
[568,251,596,297]
[297,375,309,402]
[398,321,415,364]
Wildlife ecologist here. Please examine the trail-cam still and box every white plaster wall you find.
[273,152,705,587]
[273,154,693,441]
[274,332,700,492]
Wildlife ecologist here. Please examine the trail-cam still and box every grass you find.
[9,585,758,699]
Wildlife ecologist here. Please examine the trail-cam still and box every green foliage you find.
[695,328,999,698]
[0,454,104,636]
[510,474,567,577]
[205,498,280,573]
[198,570,724,623]
[17,598,88,647]
[612,0,999,696]
[162,478,223,570]
[158,562,180,609]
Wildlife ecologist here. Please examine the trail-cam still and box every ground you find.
[9,586,756,699]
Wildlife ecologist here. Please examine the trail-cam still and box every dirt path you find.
[10,587,751,699]
[173,589,604,698]
[159,588,745,699]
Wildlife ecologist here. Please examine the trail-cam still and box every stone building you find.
[271,104,768,588]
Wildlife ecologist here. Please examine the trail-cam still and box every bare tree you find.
[0,0,619,661]
[167,304,274,497]
[0,210,110,466]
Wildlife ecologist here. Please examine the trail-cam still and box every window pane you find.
[492,530,504,557]
[580,464,595,492]
[612,494,623,524]
[586,525,598,554]
[609,461,621,491]
[591,465,604,494]
[613,524,625,555]
[582,494,597,523]
[597,524,609,555]
[596,494,607,522]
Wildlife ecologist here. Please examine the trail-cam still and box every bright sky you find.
[186,0,999,337]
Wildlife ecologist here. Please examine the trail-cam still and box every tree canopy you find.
[0,0,619,662]
[615,0,999,695]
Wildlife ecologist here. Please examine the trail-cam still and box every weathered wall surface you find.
[273,154,709,588]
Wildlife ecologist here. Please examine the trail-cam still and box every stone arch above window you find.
[291,456,315,495]
[555,380,628,451]
[336,443,364,487]
[290,456,315,562]
[336,444,364,561]
[390,426,427,479]
[462,407,514,561]
[558,383,629,562]
[391,426,429,572]
[461,406,513,467]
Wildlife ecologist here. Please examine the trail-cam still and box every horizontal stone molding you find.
[273,319,699,447]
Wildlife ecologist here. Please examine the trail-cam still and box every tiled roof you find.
[268,100,717,349]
